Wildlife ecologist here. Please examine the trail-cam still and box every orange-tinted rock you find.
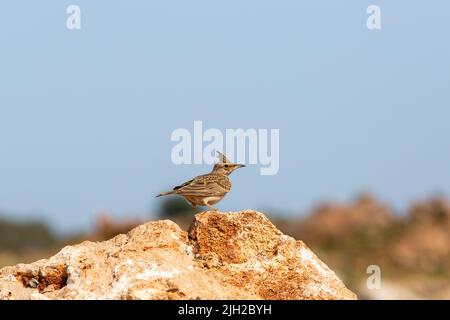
[0,210,356,300]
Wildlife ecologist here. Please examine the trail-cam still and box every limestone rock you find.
[0,210,356,300]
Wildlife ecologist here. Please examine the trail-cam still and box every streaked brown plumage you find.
[156,152,245,211]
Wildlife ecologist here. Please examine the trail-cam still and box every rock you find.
[0,210,356,300]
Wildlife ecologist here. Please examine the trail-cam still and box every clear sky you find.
[1,1,449,232]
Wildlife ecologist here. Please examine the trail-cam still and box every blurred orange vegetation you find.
[278,194,450,299]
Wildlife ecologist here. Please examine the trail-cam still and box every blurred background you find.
[1,1,449,299]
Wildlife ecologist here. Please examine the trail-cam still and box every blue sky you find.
[0,1,449,232]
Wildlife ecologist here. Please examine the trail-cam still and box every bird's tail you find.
[155,191,175,198]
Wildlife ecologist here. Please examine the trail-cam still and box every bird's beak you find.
[236,164,246,168]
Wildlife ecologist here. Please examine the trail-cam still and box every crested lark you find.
[156,152,245,212]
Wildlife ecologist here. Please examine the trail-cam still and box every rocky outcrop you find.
[0,210,356,300]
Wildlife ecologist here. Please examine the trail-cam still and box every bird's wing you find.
[173,175,227,196]
[173,179,195,191]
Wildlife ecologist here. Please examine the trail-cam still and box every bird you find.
[156,152,245,212]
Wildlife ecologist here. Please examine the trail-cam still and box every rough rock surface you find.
[0,210,356,300]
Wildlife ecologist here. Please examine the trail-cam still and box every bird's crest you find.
[217,151,231,164]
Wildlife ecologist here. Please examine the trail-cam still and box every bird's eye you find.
[224,164,229,168]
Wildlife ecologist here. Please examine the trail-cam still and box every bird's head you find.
[212,152,245,175]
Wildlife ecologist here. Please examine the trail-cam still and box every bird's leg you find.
[206,204,219,211]
[190,203,199,213]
